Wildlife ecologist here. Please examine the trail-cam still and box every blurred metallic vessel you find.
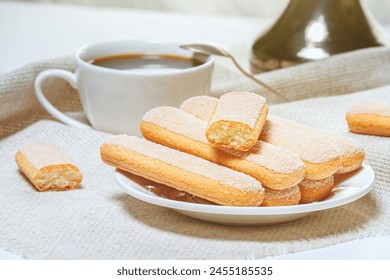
[250,0,390,73]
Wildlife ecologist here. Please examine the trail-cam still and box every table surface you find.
[1,1,389,260]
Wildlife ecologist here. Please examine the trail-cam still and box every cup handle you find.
[34,69,91,129]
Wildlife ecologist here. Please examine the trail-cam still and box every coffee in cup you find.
[34,40,214,135]
[90,53,204,72]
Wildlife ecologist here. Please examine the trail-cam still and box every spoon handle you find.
[229,56,289,101]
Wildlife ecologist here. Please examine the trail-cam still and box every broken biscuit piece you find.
[16,143,83,191]
[206,92,268,151]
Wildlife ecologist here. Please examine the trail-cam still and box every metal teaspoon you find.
[180,42,287,101]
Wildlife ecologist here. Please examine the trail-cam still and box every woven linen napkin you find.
[2,47,390,139]
[1,48,390,259]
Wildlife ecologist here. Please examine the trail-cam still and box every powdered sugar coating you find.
[270,116,364,158]
[323,132,364,157]
[143,107,303,173]
[143,106,208,143]
[180,96,218,121]
[265,185,300,199]
[299,176,334,189]
[261,116,341,163]
[21,142,74,170]
[348,100,390,117]
[209,92,266,128]
[106,135,262,191]
[221,141,303,173]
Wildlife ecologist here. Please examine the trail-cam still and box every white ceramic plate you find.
[115,163,375,226]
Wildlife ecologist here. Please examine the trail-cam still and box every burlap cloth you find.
[1,47,390,259]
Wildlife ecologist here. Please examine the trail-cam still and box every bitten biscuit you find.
[15,143,83,191]
[141,107,305,190]
[346,100,390,137]
[100,135,265,206]
[298,176,334,204]
[206,92,269,151]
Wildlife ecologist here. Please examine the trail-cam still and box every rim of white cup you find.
[74,39,215,76]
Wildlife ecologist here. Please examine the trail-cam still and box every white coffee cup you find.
[34,40,214,134]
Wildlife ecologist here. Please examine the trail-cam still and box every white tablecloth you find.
[1,1,390,259]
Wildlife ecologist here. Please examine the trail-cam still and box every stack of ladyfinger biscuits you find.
[101,92,366,207]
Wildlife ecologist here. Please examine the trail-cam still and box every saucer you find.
[115,163,374,226]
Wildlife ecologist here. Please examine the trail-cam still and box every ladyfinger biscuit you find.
[180,95,218,121]
[141,107,305,190]
[270,118,364,174]
[206,92,269,151]
[298,176,334,204]
[260,116,341,180]
[181,96,344,179]
[326,133,365,174]
[15,143,82,191]
[261,186,301,207]
[180,96,218,121]
[100,135,265,206]
[346,100,390,136]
